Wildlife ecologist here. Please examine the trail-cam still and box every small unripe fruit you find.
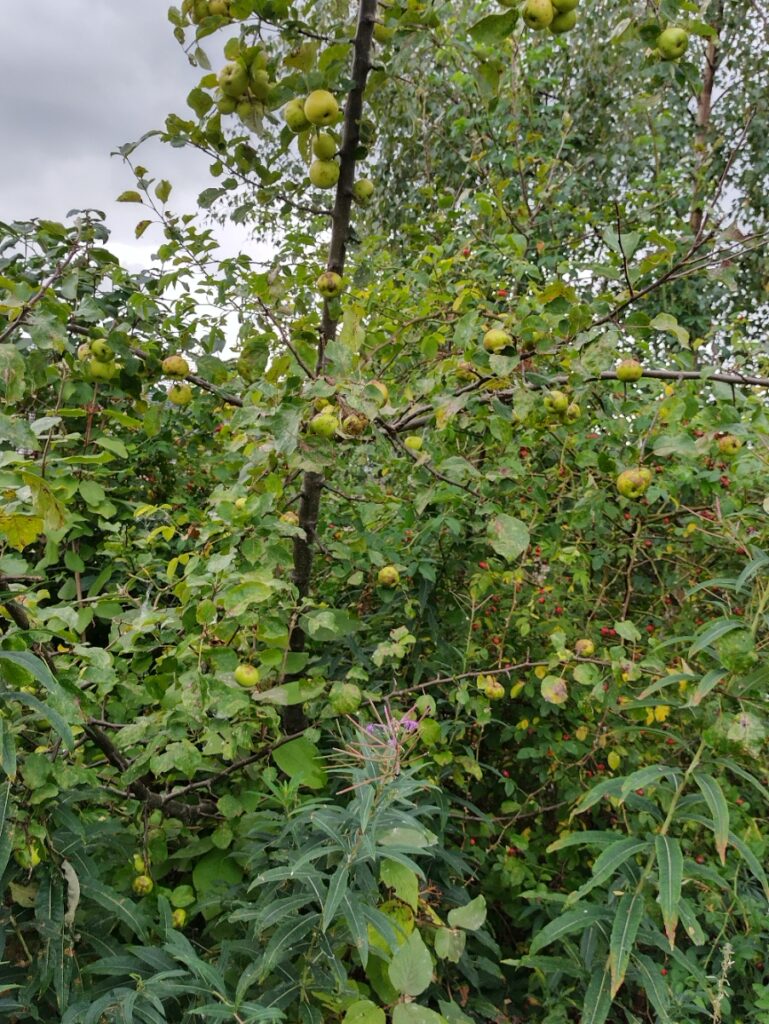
[90,338,113,362]
[373,22,395,43]
[172,908,188,928]
[616,359,643,383]
[249,68,270,101]
[217,95,237,114]
[280,510,300,525]
[162,355,190,377]
[132,875,154,896]
[316,271,344,298]
[574,638,595,657]
[522,0,554,30]
[485,679,506,700]
[86,358,118,381]
[377,565,400,587]
[544,390,569,414]
[657,27,689,61]
[312,132,337,160]
[209,0,229,14]
[483,328,512,353]
[234,663,260,687]
[309,411,339,437]
[132,853,147,874]
[549,9,577,33]
[565,402,580,423]
[352,178,375,205]
[717,435,742,457]
[304,90,339,126]
[309,159,340,189]
[218,62,249,98]
[551,0,578,10]
[616,467,653,499]
[283,98,310,132]
[77,342,92,361]
[404,435,423,452]
[168,384,192,406]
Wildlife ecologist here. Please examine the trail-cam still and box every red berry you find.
[462,248,471,256]
[635,789,644,796]
[502,769,510,778]
[660,968,667,976]
[646,624,655,633]
[600,627,609,636]
[695,854,705,864]
[538,596,546,604]
[478,561,489,570]
[534,546,541,556]
[555,606,563,615]
[562,733,570,741]
[469,837,476,845]
[497,289,508,297]
[597,763,606,773]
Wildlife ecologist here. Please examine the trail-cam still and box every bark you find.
[283,0,378,735]
[691,4,724,236]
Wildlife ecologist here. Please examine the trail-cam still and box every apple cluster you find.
[519,0,580,36]
[76,336,121,382]
[215,46,274,129]
[182,0,233,22]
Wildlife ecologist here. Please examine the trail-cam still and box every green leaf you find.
[687,669,727,707]
[487,513,530,561]
[392,1006,446,1024]
[613,619,641,642]
[654,835,683,948]
[529,905,610,955]
[155,179,173,203]
[0,514,43,551]
[434,927,465,963]
[650,312,689,347]
[581,966,612,1024]
[567,838,650,904]
[546,831,625,853]
[0,650,62,698]
[609,888,644,996]
[272,737,327,789]
[5,691,74,750]
[689,618,743,657]
[693,773,729,865]
[387,930,433,996]
[93,435,129,458]
[631,954,671,1023]
[343,1001,386,1024]
[0,782,14,878]
[380,859,419,911]
[468,9,518,43]
[116,191,144,203]
[447,894,486,931]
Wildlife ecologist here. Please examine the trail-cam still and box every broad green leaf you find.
[380,859,419,911]
[0,514,43,551]
[468,9,518,43]
[529,905,611,955]
[654,836,683,948]
[343,1001,385,1024]
[650,312,689,347]
[693,773,729,864]
[272,737,327,789]
[447,895,486,930]
[392,1006,446,1024]
[434,928,465,963]
[609,888,644,996]
[388,930,433,996]
[487,513,530,561]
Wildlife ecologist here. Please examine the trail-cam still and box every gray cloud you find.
[0,0,229,264]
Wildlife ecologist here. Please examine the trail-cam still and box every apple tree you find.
[2,0,769,1022]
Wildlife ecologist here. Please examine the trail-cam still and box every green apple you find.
[172,908,188,928]
[404,435,423,452]
[373,21,395,43]
[312,132,337,160]
[132,875,154,896]
[249,68,270,100]
[234,663,261,687]
[132,853,148,874]
[304,89,339,126]
[552,0,578,9]
[208,0,229,13]
[90,338,113,362]
[162,354,190,377]
[616,467,652,499]
[86,359,118,381]
[309,411,339,437]
[352,178,375,205]
[217,95,238,114]
[616,359,643,383]
[657,27,689,60]
[218,62,249,98]
[550,9,577,32]
[483,328,511,353]
[316,270,344,298]
[377,565,400,587]
[283,98,310,132]
[522,0,554,30]
[309,159,340,189]
[280,510,300,525]
[564,401,580,423]
[543,390,569,414]
[717,435,742,457]
[574,638,595,657]
[168,384,193,406]
[76,342,92,361]
[342,413,368,435]
[485,679,506,700]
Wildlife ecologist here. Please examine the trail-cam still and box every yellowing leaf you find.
[654,705,671,722]
[541,676,568,705]
[0,514,43,551]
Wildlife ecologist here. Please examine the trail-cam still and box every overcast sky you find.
[0,0,263,269]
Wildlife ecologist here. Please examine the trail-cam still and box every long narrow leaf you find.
[322,864,349,931]
[529,906,611,955]
[631,954,671,1023]
[693,773,729,864]
[654,836,683,949]
[567,838,650,905]
[5,690,74,749]
[609,889,645,996]
[546,831,625,853]
[582,965,613,1024]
